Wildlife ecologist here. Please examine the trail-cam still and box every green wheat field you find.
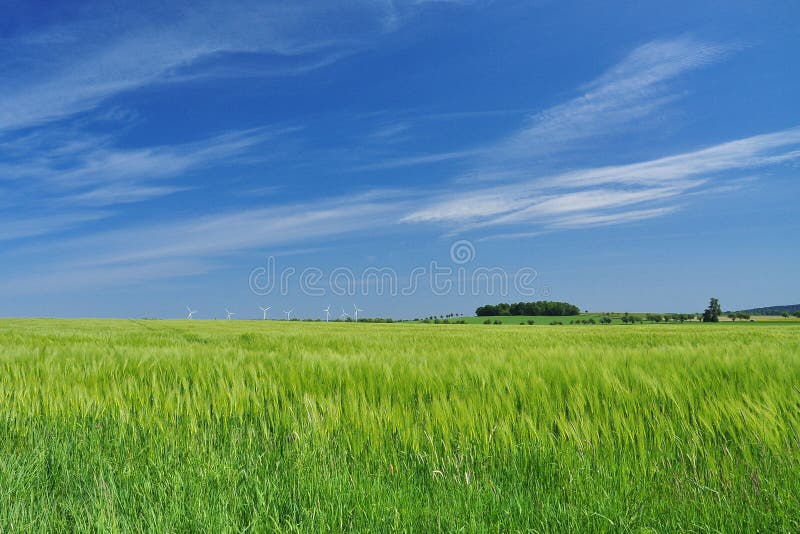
[1,319,798,531]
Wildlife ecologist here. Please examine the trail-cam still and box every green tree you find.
[702,298,722,322]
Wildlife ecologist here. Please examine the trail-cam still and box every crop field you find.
[0,319,798,531]
[456,314,800,325]
[458,314,630,325]
[457,314,612,325]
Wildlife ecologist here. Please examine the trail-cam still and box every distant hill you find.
[733,304,800,316]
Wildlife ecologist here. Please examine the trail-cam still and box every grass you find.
[0,319,799,531]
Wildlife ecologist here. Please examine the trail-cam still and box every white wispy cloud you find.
[0,0,458,248]
[2,28,793,296]
[390,37,799,234]
[492,37,733,161]
[354,37,733,173]
[3,194,410,293]
[0,1,436,133]
[1,127,285,197]
[352,148,479,171]
[550,206,681,229]
[543,127,800,188]
[369,122,412,140]
[6,124,798,292]
[0,126,293,242]
[402,127,800,229]
[0,212,110,242]
[60,185,190,207]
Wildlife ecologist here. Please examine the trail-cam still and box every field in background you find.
[0,320,798,531]
[459,313,610,324]
[455,313,800,325]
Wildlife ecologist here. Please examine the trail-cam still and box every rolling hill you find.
[733,304,800,316]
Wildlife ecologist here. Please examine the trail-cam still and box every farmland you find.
[454,313,800,325]
[0,319,799,531]
[459,313,613,324]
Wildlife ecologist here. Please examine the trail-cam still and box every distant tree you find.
[702,298,722,322]
[728,314,737,322]
[736,312,750,321]
[476,301,580,317]
[794,311,800,318]
[781,312,790,318]
[600,316,612,324]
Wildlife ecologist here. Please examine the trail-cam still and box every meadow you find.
[0,319,798,531]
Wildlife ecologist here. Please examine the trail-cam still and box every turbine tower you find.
[323,305,331,322]
[353,304,364,322]
[225,308,236,320]
[283,309,293,321]
[340,307,350,321]
[259,306,271,320]
[186,306,197,320]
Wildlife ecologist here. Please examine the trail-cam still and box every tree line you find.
[475,301,581,317]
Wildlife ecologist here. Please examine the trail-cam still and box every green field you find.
[458,314,612,324]
[456,313,800,325]
[1,320,799,531]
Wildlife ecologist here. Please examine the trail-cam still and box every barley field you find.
[0,319,798,531]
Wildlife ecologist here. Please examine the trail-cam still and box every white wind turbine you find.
[186,306,197,320]
[225,308,236,320]
[259,306,272,320]
[353,304,364,322]
[283,309,293,320]
[340,307,350,321]
[323,305,331,322]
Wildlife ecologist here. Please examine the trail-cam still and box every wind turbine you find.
[283,309,293,320]
[186,306,197,320]
[323,305,331,322]
[353,304,364,322]
[259,306,272,320]
[340,307,350,321]
[225,308,236,320]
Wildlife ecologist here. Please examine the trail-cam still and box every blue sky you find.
[1,0,798,319]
